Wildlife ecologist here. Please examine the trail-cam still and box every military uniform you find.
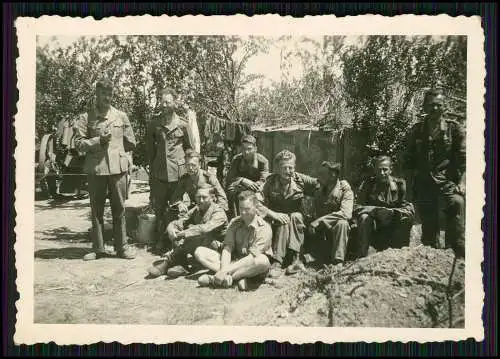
[171,169,229,212]
[353,176,415,258]
[166,202,228,262]
[148,202,228,277]
[307,179,354,263]
[261,172,318,264]
[146,111,192,241]
[404,117,466,255]
[73,105,136,256]
[225,152,270,216]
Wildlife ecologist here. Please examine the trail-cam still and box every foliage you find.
[36,35,265,166]
[341,35,467,179]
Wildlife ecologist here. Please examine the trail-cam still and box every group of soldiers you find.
[72,78,466,292]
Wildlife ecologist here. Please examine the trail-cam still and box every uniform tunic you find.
[166,202,228,263]
[171,169,229,212]
[225,152,270,216]
[353,176,415,257]
[261,172,318,263]
[404,117,466,255]
[146,112,192,240]
[73,105,136,253]
[309,179,354,262]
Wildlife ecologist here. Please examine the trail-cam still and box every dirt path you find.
[35,181,461,328]
[34,184,304,325]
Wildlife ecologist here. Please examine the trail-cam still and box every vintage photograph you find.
[14,15,485,345]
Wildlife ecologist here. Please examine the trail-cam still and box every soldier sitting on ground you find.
[147,184,228,278]
[258,150,319,278]
[195,190,273,291]
[352,155,415,258]
[306,161,354,266]
[155,149,229,255]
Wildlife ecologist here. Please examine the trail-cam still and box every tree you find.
[341,35,467,183]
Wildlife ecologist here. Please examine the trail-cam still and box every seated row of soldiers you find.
[145,136,425,291]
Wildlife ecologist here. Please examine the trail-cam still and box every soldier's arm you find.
[73,113,102,153]
[453,123,467,181]
[255,176,274,218]
[224,157,244,193]
[391,179,415,220]
[122,113,136,152]
[182,207,228,239]
[209,175,229,211]
[146,120,156,168]
[256,156,270,187]
[402,126,416,172]
[299,173,320,196]
[182,124,192,151]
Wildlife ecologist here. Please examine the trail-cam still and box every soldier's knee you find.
[359,213,371,223]
[193,246,208,261]
[290,212,304,223]
[254,254,271,269]
[335,219,350,229]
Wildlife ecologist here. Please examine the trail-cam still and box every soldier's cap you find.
[241,134,256,145]
[321,161,341,174]
[96,77,114,91]
[184,149,201,159]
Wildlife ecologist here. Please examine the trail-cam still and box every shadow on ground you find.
[35,247,91,260]
[38,226,89,242]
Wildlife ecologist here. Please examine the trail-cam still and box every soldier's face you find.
[376,161,392,183]
[242,143,256,159]
[425,94,445,119]
[96,87,113,108]
[239,198,257,225]
[160,92,176,110]
[279,160,295,181]
[195,188,213,211]
[318,167,337,186]
[186,157,200,175]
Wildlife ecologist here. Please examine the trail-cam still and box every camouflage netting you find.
[276,246,465,328]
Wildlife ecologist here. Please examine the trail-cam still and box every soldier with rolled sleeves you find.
[147,184,228,278]
[169,149,229,216]
[225,134,270,217]
[307,161,354,265]
[403,88,466,257]
[73,77,136,260]
[353,156,415,258]
[258,150,319,278]
[146,87,193,253]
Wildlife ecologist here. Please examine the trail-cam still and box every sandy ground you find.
[34,180,463,327]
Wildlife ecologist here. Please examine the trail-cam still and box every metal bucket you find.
[136,213,156,244]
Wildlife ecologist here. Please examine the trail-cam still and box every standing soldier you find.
[258,150,318,278]
[307,161,354,265]
[353,156,415,258]
[225,135,270,217]
[73,77,136,260]
[404,88,466,258]
[146,87,193,253]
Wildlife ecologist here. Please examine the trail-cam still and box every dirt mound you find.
[277,246,465,328]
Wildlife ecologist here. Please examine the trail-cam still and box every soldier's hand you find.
[213,270,227,286]
[457,182,466,195]
[177,202,189,214]
[100,130,112,144]
[273,212,290,225]
[309,220,321,234]
[210,240,223,251]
